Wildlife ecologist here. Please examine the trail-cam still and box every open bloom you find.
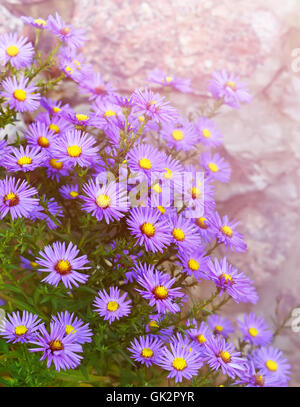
[93,286,132,324]
[1,74,40,112]
[186,319,212,348]
[195,117,223,148]
[51,311,93,344]
[210,212,247,253]
[126,143,166,181]
[30,322,83,371]
[0,176,39,220]
[36,241,90,289]
[25,121,57,151]
[0,311,42,344]
[148,69,193,93]
[128,335,164,367]
[47,12,87,49]
[167,214,202,253]
[177,250,208,281]
[161,120,197,152]
[4,145,46,172]
[59,184,80,200]
[237,313,273,346]
[0,32,34,68]
[207,314,235,338]
[235,360,285,387]
[201,151,231,183]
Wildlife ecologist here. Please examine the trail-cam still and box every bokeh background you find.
[1,0,300,385]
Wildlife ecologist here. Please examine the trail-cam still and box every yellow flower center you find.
[73,59,81,69]
[49,339,64,352]
[13,89,27,102]
[76,114,89,121]
[34,18,47,26]
[220,273,233,283]
[107,301,119,312]
[166,76,173,83]
[30,261,38,268]
[188,258,199,271]
[49,158,63,169]
[17,156,32,166]
[65,325,77,335]
[265,360,278,372]
[55,260,72,275]
[138,115,145,122]
[96,194,111,208]
[196,217,208,229]
[65,66,73,74]
[197,334,206,344]
[202,129,211,138]
[15,325,28,336]
[164,167,173,180]
[172,357,187,371]
[38,136,49,148]
[208,162,219,172]
[140,222,156,237]
[148,320,159,329]
[69,191,79,198]
[49,124,60,133]
[152,183,161,193]
[219,350,231,363]
[52,106,61,113]
[221,225,233,238]
[104,110,116,118]
[67,145,82,157]
[226,81,236,90]
[157,205,165,215]
[215,325,223,332]
[254,374,265,387]
[3,192,19,206]
[172,227,185,241]
[141,348,154,358]
[6,45,19,57]
[191,187,201,199]
[172,130,184,141]
[248,327,258,337]
[139,158,152,170]
[153,285,168,300]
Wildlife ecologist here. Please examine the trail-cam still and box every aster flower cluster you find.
[0,13,292,389]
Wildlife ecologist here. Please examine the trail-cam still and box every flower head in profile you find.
[207,314,235,338]
[0,176,39,220]
[45,155,71,181]
[93,286,132,324]
[0,32,34,68]
[1,74,40,112]
[51,311,93,344]
[237,313,273,346]
[21,16,48,29]
[47,12,87,49]
[235,360,286,387]
[128,335,164,367]
[148,69,193,93]
[186,319,212,348]
[210,212,247,253]
[0,311,42,344]
[36,241,90,289]
[37,111,73,136]
[59,184,80,200]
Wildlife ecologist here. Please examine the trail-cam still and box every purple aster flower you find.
[169,332,203,356]
[92,99,124,128]
[36,241,90,289]
[81,179,128,223]
[250,346,291,386]
[1,74,40,112]
[148,69,193,93]
[135,263,185,314]
[193,211,216,243]
[0,32,34,69]
[25,121,57,151]
[161,120,197,152]
[195,117,223,148]
[36,111,73,135]
[201,151,231,183]
[51,311,93,344]
[0,176,39,220]
[29,322,83,371]
[177,250,208,281]
[47,13,86,49]
[186,319,212,348]
[126,143,166,181]
[40,97,72,116]
[30,197,64,230]
[61,110,103,129]
[210,212,247,253]
[202,335,246,378]
[131,88,178,124]
[59,184,80,200]
[204,257,258,304]
[20,255,39,271]
[50,129,99,168]
[93,286,132,324]
[126,207,172,253]
[78,71,115,101]
[237,313,273,347]
[0,311,42,344]
[235,360,285,387]
[167,214,202,254]
[156,341,203,383]
[0,139,12,161]
[207,314,235,338]
[144,314,174,342]
[208,69,252,109]
[45,155,71,181]
[21,16,48,29]
[4,145,46,172]
[128,335,164,367]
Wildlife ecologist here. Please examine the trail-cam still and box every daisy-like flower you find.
[25,121,57,151]
[45,155,71,181]
[0,176,39,220]
[0,32,34,69]
[186,319,212,348]
[202,335,246,378]
[195,117,223,148]
[51,311,93,344]
[210,212,247,253]
[169,332,202,356]
[59,184,80,200]
[50,129,99,168]
[237,313,273,347]
[235,360,285,387]
[161,120,197,152]
[36,241,90,289]
[156,341,203,383]
[128,335,164,367]
[207,314,235,338]
[126,143,166,181]
[61,110,103,129]
[37,112,73,136]
[208,69,252,109]
[0,139,12,160]
[135,263,185,314]
[193,210,216,243]
[93,286,132,324]
[167,214,202,254]
[159,155,184,188]
[148,69,193,93]
[21,16,48,29]
[79,71,115,101]
[81,179,128,224]
[131,88,178,124]
[29,322,83,371]
[126,207,172,253]
[250,346,291,385]
[144,314,174,342]
[177,250,208,281]
[0,311,42,344]
[204,257,258,304]
[40,97,72,117]
[47,12,87,49]
[201,151,231,183]
[1,74,41,112]
[4,145,46,173]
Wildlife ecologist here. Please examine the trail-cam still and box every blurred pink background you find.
[1,0,300,385]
